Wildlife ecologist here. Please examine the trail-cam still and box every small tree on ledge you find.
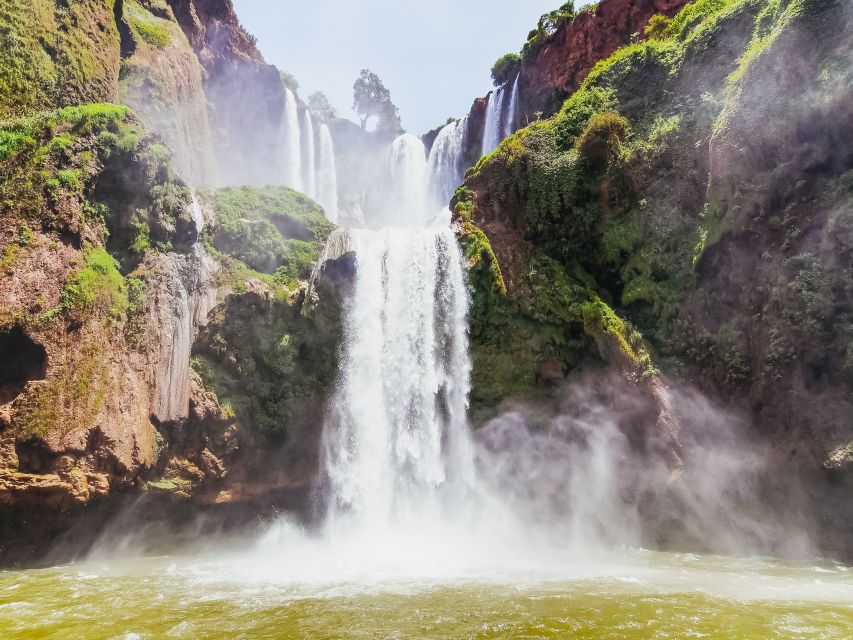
[353,69,400,131]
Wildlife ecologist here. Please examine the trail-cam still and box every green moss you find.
[124,0,172,49]
[205,186,333,280]
[193,286,342,439]
[582,297,658,378]
[0,0,120,119]
[14,339,109,439]
[60,246,129,320]
[574,111,630,168]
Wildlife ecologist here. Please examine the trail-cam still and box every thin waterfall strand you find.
[301,110,317,199]
[503,75,520,139]
[281,88,302,191]
[427,117,468,210]
[481,85,506,156]
[316,123,339,222]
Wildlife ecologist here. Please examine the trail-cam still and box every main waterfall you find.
[318,131,477,538]
[323,228,474,531]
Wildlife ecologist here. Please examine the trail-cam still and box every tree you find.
[377,100,401,131]
[306,91,337,122]
[491,52,521,87]
[279,70,299,94]
[352,69,399,131]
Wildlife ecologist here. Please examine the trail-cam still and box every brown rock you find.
[520,0,690,119]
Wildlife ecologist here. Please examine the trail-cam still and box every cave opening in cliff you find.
[0,327,47,405]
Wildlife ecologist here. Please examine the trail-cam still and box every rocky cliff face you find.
[117,0,218,185]
[426,0,690,166]
[0,0,121,119]
[165,0,287,186]
[0,104,343,563]
[519,0,690,120]
[454,0,853,557]
[0,105,204,511]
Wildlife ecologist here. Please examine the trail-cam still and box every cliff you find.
[426,0,690,164]
[454,0,853,555]
[164,0,287,186]
[0,1,121,119]
[519,0,690,119]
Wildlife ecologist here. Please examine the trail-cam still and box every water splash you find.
[300,110,317,199]
[316,123,339,222]
[427,117,468,209]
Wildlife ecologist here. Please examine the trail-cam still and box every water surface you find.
[2,549,851,639]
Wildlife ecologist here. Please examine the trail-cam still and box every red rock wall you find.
[519,0,690,120]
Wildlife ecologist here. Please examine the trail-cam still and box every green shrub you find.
[60,247,128,319]
[491,53,521,86]
[574,111,630,168]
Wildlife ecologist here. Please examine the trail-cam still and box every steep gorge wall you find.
[454,0,853,556]
[165,0,286,186]
[425,0,690,163]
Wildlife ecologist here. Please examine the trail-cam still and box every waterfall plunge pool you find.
[1,546,852,639]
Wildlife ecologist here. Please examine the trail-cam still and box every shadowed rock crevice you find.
[0,328,47,406]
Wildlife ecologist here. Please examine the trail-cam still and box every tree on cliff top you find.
[307,91,337,122]
[353,69,400,131]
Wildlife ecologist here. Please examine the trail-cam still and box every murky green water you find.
[1,549,851,639]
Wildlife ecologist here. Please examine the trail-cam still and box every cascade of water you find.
[316,123,339,222]
[300,110,317,199]
[503,75,520,139]
[323,226,474,531]
[383,133,429,227]
[314,127,477,537]
[427,116,469,209]
[281,88,303,191]
[481,85,506,156]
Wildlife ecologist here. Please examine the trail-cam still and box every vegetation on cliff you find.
[0,0,121,120]
[457,0,853,464]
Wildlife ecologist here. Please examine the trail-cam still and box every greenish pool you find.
[1,548,851,639]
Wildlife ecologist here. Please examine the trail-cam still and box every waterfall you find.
[427,116,468,209]
[481,85,506,156]
[316,129,476,535]
[281,88,302,191]
[316,123,339,223]
[323,226,474,530]
[384,133,429,227]
[481,75,520,157]
[503,75,520,139]
[300,110,317,199]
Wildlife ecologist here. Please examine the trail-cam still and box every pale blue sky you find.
[233,0,591,134]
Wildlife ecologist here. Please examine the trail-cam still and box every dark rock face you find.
[0,328,47,406]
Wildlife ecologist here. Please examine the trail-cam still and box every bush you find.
[574,111,630,169]
[491,53,521,87]
[61,247,128,320]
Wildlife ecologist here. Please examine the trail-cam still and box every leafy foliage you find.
[491,53,521,87]
[352,69,401,131]
[306,91,337,122]
[204,186,333,284]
